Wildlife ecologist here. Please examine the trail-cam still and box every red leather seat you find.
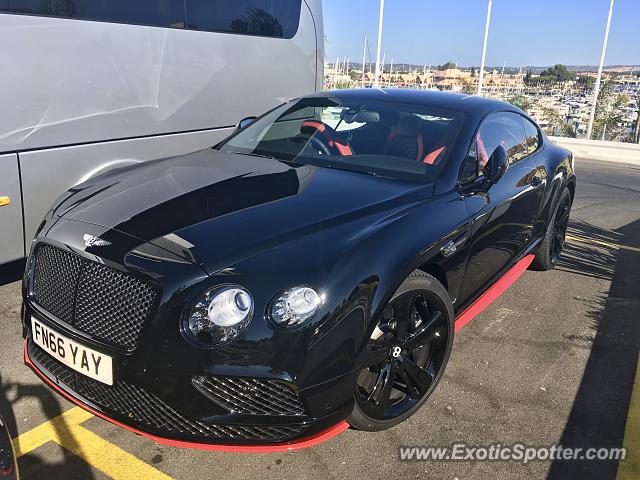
[422,117,465,165]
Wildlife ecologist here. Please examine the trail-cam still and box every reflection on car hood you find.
[56,149,434,273]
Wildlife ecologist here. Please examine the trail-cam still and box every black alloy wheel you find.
[531,186,572,271]
[349,271,454,431]
[550,191,571,264]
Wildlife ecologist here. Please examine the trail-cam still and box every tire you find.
[348,270,454,431]
[531,187,572,271]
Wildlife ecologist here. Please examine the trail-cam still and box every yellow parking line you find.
[617,354,640,480]
[12,406,92,457]
[12,406,171,480]
[61,424,172,480]
[566,234,640,253]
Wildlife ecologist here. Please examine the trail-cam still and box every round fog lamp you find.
[271,286,322,327]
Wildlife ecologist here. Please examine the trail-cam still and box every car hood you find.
[55,149,434,274]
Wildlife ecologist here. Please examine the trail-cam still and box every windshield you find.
[218,97,465,181]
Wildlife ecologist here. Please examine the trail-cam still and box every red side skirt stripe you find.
[23,253,534,452]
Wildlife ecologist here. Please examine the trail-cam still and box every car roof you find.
[306,88,521,119]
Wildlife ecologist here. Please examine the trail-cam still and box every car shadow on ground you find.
[548,219,640,479]
[0,373,95,479]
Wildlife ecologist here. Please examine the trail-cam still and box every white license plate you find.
[31,317,113,386]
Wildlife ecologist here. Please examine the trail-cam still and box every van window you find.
[0,0,186,28]
[187,0,301,38]
[0,0,302,37]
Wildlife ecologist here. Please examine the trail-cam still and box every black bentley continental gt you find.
[22,89,575,451]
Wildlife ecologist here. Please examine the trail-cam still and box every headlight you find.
[182,286,253,347]
[271,286,322,327]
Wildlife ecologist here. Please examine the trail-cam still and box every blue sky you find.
[322,0,640,67]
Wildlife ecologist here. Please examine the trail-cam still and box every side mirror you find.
[235,116,257,131]
[487,146,508,186]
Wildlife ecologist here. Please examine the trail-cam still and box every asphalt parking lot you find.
[0,158,638,480]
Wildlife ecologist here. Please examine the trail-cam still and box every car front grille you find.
[29,342,305,442]
[192,376,305,416]
[31,243,157,351]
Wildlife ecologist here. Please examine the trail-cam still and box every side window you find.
[461,112,532,185]
[522,117,540,155]
[475,113,528,167]
[186,0,302,38]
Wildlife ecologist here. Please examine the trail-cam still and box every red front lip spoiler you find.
[23,342,350,453]
[23,253,534,453]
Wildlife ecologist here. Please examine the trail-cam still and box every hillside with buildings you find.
[325,62,640,143]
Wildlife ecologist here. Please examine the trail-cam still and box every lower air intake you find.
[192,376,305,416]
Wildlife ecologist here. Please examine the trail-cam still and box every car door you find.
[456,112,542,309]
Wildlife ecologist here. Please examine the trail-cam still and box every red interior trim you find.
[23,342,349,453]
[477,133,489,168]
[454,254,534,332]
[423,146,446,165]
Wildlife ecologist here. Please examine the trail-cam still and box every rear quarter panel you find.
[532,139,575,239]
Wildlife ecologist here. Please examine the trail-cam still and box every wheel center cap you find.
[391,345,402,358]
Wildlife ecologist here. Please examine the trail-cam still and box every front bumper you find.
[22,224,358,450]
[24,338,350,452]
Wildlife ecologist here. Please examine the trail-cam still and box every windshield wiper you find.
[225,150,276,160]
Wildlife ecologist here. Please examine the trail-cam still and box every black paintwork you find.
[21,89,576,444]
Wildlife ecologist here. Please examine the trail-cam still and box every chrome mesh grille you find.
[31,243,156,351]
[29,343,304,442]
[192,376,305,416]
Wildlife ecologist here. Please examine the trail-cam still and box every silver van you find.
[0,0,324,267]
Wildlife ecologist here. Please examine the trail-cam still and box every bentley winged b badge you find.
[83,234,111,247]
